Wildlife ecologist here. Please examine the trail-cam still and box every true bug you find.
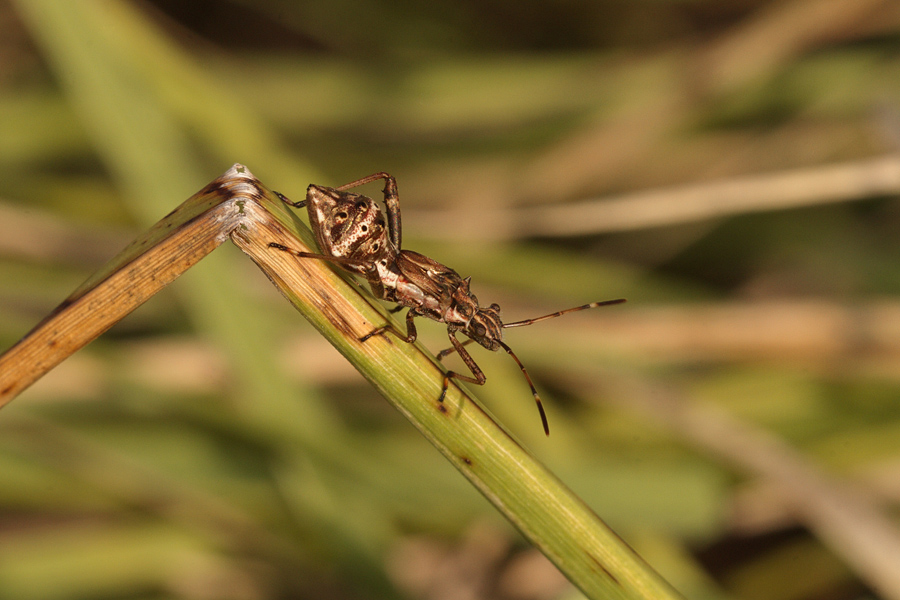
[270,173,625,435]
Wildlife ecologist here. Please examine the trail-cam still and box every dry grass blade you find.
[0,165,257,405]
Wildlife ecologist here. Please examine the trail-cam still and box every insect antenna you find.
[499,298,625,435]
[496,340,549,436]
[502,298,626,329]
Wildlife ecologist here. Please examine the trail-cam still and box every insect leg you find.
[273,191,307,208]
[359,307,420,344]
[437,338,552,435]
[435,338,475,362]
[268,242,368,268]
[441,332,551,435]
[381,176,401,250]
[438,332,487,404]
[335,172,393,191]
[335,172,401,249]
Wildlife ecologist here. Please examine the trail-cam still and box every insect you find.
[270,173,625,435]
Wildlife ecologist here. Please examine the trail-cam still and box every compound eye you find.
[473,323,486,337]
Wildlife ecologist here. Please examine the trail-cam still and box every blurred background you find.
[2,1,900,599]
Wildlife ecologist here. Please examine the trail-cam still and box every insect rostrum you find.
[269,173,625,435]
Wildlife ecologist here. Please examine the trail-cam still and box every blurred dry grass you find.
[1,1,900,599]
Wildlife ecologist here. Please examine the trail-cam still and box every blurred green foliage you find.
[1,1,899,599]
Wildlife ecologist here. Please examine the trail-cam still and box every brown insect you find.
[270,173,625,435]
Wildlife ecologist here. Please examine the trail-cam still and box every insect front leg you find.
[435,338,475,362]
[437,331,487,404]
